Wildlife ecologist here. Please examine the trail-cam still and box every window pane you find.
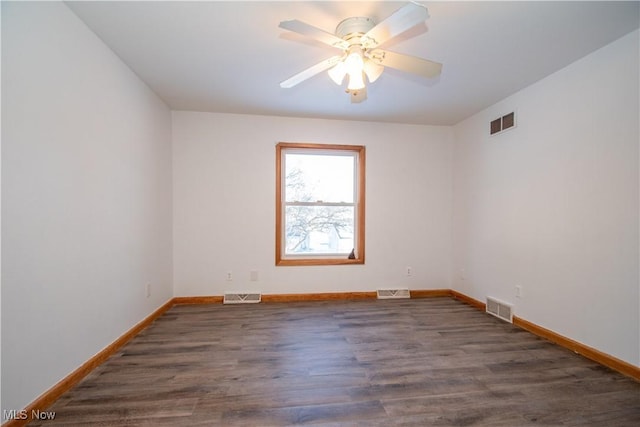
[285,153,354,203]
[285,205,354,255]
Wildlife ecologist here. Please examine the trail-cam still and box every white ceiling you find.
[66,1,639,126]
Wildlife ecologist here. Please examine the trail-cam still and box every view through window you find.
[276,142,365,266]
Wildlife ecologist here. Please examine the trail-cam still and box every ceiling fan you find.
[279,1,442,103]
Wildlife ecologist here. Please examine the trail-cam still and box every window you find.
[276,142,365,266]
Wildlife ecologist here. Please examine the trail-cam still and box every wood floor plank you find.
[28,298,640,426]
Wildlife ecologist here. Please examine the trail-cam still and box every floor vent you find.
[377,288,411,299]
[486,296,513,323]
[223,293,261,304]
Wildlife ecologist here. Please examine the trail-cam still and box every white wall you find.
[452,30,639,366]
[1,2,173,414]
[173,112,453,296]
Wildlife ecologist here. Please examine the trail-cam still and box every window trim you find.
[275,142,365,266]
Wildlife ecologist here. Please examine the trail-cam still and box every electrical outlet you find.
[515,285,522,298]
[146,283,151,298]
[250,270,259,282]
[226,271,233,281]
[406,266,412,277]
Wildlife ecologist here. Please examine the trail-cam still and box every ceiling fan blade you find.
[279,20,349,50]
[361,2,429,49]
[280,56,343,88]
[350,87,367,104]
[369,49,442,78]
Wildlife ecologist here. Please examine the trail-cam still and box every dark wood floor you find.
[31,298,640,426]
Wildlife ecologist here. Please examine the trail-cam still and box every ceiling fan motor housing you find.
[335,17,375,42]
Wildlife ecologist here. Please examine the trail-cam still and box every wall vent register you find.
[377,288,411,299]
[223,293,262,304]
[486,296,513,323]
[490,112,516,135]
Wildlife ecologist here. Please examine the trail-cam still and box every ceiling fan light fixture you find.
[363,59,384,83]
[347,70,365,91]
[344,46,364,74]
[328,61,347,85]
[345,46,365,90]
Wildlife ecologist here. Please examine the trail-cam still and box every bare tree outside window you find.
[284,166,354,254]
